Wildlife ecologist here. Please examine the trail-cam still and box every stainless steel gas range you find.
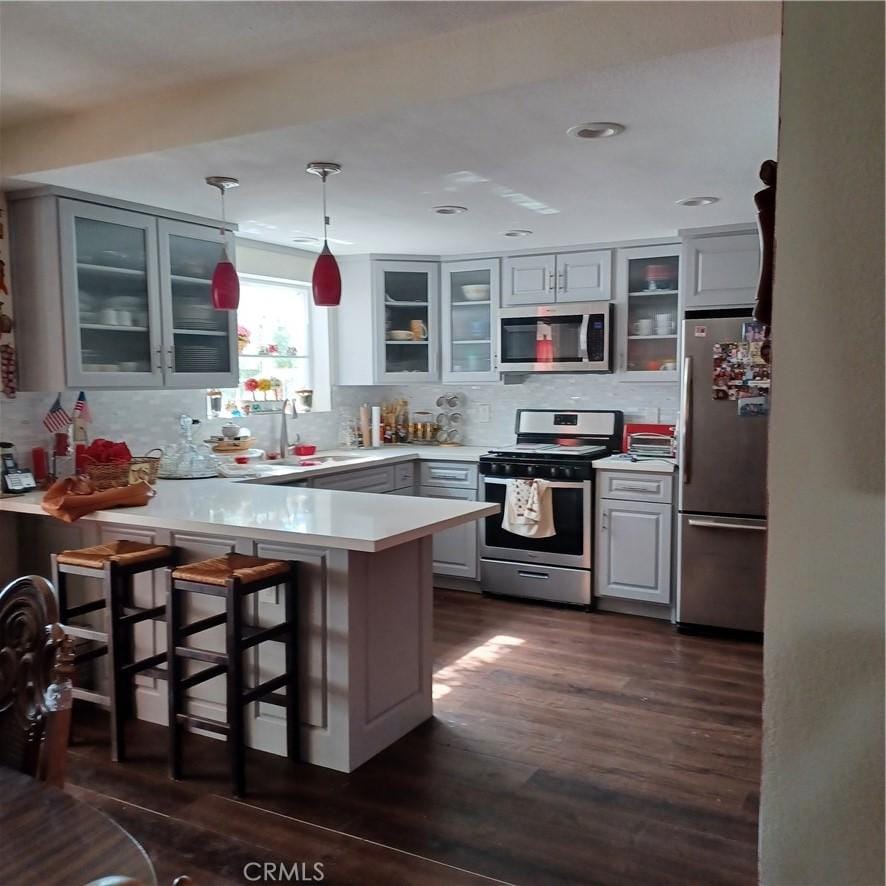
[479,409,624,607]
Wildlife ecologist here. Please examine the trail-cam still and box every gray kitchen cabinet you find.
[8,187,237,391]
[595,470,673,605]
[680,226,760,309]
[502,250,612,306]
[419,484,479,579]
[310,465,395,494]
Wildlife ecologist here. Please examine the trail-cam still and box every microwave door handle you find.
[579,315,590,361]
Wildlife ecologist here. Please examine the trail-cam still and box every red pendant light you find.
[205,176,240,311]
[305,162,343,307]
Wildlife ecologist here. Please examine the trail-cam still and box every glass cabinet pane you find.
[168,233,231,375]
[74,216,153,374]
[449,268,493,375]
[383,269,430,375]
[625,254,679,373]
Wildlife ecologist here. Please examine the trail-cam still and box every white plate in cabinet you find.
[597,471,673,504]
[596,498,672,604]
[419,485,478,579]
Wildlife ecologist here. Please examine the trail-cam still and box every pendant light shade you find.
[306,162,343,307]
[205,176,240,311]
[312,242,341,306]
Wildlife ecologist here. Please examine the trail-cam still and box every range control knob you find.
[489,463,500,475]
[526,465,536,477]
[503,464,513,476]
[549,466,559,479]
[561,467,573,480]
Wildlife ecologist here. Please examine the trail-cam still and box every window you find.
[208,275,315,418]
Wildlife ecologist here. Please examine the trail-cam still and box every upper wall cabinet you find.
[502,249,612,306]
[336,257,440,385]
[681,227,760,310]
[8,190,238,391]
[441,258,499,383]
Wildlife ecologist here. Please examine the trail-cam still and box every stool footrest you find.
[141,665,168,681]
[119,604,166,625]
[261,692,288,708]
[180,663,227,690]
[64,625,108,643]
[176,713,230,737]
[66,599,106,618]
[122,652,167,676]
[174,646,227,666]
[73,643,108,665]
[179,612,227,638]
[241,622,289,650]
[243,673,289,705]
[73,687,110,707]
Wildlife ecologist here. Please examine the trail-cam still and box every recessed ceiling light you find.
[432,205,468,215]
[567,122,625,140]
[676,196,720,207]
[502,229,533,238]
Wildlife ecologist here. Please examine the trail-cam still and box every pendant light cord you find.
[321,171,329,241]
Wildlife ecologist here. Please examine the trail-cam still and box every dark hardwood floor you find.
[63,590,762,885]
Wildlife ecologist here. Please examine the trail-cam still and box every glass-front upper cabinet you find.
[615,244,680,382]
[158,219,238,389]
[374,260,439,383]
[442,259,499,382]
[59,200,164,388]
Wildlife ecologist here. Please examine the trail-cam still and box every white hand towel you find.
[501,478,556,538]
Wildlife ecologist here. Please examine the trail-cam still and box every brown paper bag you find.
[41,477,154,523]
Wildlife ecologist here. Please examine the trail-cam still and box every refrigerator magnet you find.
[694,325,707,337]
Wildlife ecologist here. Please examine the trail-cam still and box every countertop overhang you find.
[0,479,499,553]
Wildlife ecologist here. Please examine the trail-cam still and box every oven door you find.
[480,477,592,568]
[497,303,611,373]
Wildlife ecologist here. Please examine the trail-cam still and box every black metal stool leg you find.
[284,569,300,762]
[167,570,183,780]
[227,578,246,797]
[104,563,126,763]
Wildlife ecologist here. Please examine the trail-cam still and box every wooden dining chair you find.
[0,575,75,787]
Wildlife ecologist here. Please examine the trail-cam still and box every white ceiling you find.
[16,34,780,256]
[0,1,548,127]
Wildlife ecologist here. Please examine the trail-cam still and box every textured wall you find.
[0,373,677,466]
[760,3,885,884]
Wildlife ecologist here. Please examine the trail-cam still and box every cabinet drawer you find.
[394,461,415,490]
[480,559,590,607]
[598,471,673,503]
[419,461,478,489]
[311,466,394,493]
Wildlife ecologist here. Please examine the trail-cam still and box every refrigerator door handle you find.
[680,355,692,484]
[688,519,767,532]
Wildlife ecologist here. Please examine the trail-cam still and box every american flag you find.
[43,394,72,433]
[73,390,91,422]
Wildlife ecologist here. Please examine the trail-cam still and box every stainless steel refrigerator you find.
[677,311,768,632]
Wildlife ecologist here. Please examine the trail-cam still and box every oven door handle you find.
[483,477,587,489]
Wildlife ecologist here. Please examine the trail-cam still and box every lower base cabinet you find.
[420,485,478,579]
[595,471,673,605]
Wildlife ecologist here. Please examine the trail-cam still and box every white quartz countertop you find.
[0,479,499,553]
[593,454,677,474]
[225,445,491,485]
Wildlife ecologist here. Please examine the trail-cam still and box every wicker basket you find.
[84,449,162,490]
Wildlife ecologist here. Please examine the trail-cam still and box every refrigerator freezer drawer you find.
[481,559,591,607]
[678,514,766,632]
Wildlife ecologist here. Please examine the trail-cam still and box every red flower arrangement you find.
[82,438,132,464]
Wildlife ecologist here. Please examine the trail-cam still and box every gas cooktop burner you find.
[487,444,607,458]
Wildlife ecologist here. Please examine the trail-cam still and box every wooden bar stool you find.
[51,539,179,762]
[166,553,299,797]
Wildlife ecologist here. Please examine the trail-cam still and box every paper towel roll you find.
[359,405,371,448]
[371,406,381,448]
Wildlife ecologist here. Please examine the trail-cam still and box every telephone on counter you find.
[0,442,37,494]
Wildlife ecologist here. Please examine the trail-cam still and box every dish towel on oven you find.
[502,478,556,538]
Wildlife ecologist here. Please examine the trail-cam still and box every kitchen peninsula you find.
[0,479,498,772]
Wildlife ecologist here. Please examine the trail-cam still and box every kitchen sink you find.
[278,454,366,466]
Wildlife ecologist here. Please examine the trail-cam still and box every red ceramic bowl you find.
[234,456,249,464]
[294,444,317,457]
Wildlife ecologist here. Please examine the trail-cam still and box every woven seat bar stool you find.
[51,539,179,762]
[166,553,299,797]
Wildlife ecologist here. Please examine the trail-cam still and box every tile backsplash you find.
[1,375,677,468]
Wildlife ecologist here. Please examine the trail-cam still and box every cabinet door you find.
[614,244,680,381]
[58,199,164,388]
[158,219,239,389]
[555,250,612,302]
[420,485,478,579]
[374,260,439,383]
[442,259,499,382]
[502,254,555,306]
[596,498,671,604]
[683,232,760,309]
[311,466,394,493]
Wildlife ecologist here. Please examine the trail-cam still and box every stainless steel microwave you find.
[496,302,613,373]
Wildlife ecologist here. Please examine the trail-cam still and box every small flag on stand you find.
[42,393,72,433]
[73,390,91,422]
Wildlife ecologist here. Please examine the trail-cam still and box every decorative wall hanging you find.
[205,176,240,311]
[305,162,342,307]
[0,194,17,398]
